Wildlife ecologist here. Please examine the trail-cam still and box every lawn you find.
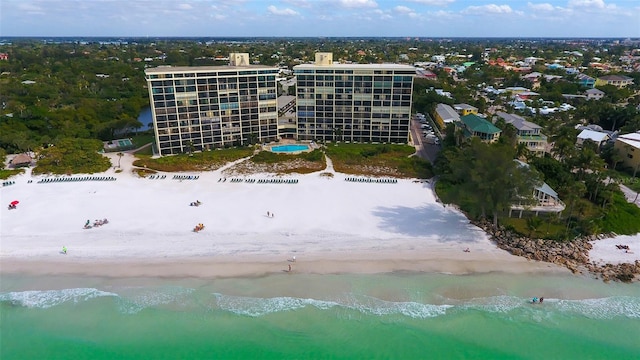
[0,169,24,180]
[133,147,255,172]
[324,143,432,178]
[501,216,568,241]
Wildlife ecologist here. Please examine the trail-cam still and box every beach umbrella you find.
[10,200,19,205]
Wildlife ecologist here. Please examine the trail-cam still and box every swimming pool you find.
[271,144,310,153]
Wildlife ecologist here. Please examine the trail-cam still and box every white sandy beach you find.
[1,152,638,278]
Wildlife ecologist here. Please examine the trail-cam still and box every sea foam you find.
[0,288,117,309]
[213,293,451,319]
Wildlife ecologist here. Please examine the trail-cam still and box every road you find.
[410,116,441,164]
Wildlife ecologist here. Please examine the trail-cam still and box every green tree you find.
[440,139,542,227]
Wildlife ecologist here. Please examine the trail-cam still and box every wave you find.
[0,288,117,309]
[2,288,639,320]
[115,286,195,314]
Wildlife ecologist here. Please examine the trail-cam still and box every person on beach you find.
[288,264,292,272]
[540,297,544,303]
[267,211,270,217]
[62,246,67,254]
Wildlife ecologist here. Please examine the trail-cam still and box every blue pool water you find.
[271,144,309,153]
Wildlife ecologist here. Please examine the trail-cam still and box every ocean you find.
[1,272,639,359]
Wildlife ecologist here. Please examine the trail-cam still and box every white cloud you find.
[395,6,413,13]
[17,3,45,15]
[372,8,393,19]
[267,5,299,16]
[283,0,313,8]
[527,2,555,11]
[177,3,193,10]
[407,0,454,5]
[462,4,516,15]
[568,0,607,8]
[337,0,378,9]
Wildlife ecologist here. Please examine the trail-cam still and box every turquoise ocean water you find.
[1,272,639,359]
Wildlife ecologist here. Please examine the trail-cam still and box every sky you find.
[1,0,639,38]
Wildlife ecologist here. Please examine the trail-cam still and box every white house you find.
[576,129,611,149]
[585,88,605,101]
[510,160,565,217]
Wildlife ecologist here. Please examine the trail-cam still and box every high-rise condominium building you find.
[145,53,278,155]
[293,53,415,143]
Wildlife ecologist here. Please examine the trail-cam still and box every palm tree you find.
[116,152,124,168]
[515,142,530,161]
[333,127,343,143]
[526,216,543,238]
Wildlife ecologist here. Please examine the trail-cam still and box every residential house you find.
[495,112,548,155]
[585,88,605,101]
[434,89,453,98]
[0,53,8,61]
[546,63,565,70]
[576,73,595,88]
[456,114,501,143]
[595,75,634,88]
[434,103,460,129]
[504,87,530,95]
[614,131,640,174]
[510,161,565,217]
[576,129,611,150]
[416,68,437,80]
[453,103,478,116]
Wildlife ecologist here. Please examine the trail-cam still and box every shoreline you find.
[2,151,639,282]
[1,251,569,279]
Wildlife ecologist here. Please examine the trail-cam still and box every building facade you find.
[614,131,640,174]
[576,73,595,88]
[145,54,279,155]
[293,53,415,143]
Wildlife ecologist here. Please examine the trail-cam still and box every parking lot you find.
[411,113,442,163]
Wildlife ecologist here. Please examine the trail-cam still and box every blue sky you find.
[1,0,639,37]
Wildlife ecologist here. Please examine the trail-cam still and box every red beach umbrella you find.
[10,200,19,205]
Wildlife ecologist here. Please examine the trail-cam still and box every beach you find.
[3,152,640,359]
[1,151,639,277]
